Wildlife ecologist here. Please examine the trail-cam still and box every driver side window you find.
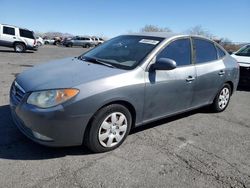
[157,38,191,66]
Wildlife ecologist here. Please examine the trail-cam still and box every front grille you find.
[11,81,26,104]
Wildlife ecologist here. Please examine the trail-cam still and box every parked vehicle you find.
[231,44,250,86]
[36,36,44,46]
[43,37,62,45]
[43,38,55,45]
[92,37,104,46]
[10,33,239,153]
[53,37,62,46]
[0,24,37,52]
[63,36,95,48]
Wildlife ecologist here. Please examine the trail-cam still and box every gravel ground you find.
[0,45,250,188]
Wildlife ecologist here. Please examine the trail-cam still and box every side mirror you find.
[150,58,177,71]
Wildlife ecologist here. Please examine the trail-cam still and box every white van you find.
[0,24,37,52]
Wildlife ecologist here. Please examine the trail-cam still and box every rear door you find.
[73,37,80,46]
[144,38,196,121]
[191,37,226,107]
[18,29,35,47]
[0,25,16,47]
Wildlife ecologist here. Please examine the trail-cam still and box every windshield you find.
[235,45,250,57]
[80,35,164,70]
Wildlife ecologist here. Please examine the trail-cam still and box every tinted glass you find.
[193,39,217,64]
[19,29,34,39]
[216,45,226,58]
[81,35,164,70]
[157,38,191,66]
[3,26,15,35]
[235,45,250,57]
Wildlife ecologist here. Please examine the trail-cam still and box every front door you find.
[144,38,196,122]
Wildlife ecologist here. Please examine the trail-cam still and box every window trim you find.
[191,37,219,65]
[154,36,193,68]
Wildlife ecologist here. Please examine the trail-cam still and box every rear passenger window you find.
[216,45,226,58]
[3,26,15,35]
[193,38,217,64]
[157,38,191,66]
[19,29,34,39]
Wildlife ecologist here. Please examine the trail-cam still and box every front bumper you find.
[10,86,91,147]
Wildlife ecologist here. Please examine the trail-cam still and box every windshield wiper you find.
[78,56,115,68]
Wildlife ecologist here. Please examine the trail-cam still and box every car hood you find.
[16,57,127,92]
[231,54,250,67]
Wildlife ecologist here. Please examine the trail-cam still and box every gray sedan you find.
[10,33,239,152]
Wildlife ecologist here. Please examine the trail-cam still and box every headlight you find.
[27,89,79,108]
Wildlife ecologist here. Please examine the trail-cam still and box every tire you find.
[37,42,42,46]
[14,43,26,53]
[84,44,90,48]
[54,41,60,46]
[85,104,132,153]
[211,83,231,112]
[44,41,49,45]
[68,43,73,47]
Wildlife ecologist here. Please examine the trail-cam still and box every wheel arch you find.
[13,41,26,47]
[83,100,137,144]
[225,81,234,95]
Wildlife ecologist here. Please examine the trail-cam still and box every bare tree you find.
[140,25,171,32]
[186,25,214,38]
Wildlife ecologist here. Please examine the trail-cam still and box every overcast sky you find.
[1,0,249,42]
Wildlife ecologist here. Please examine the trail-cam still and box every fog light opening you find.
[32,131,53,141]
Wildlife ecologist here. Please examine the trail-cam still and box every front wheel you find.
[85,104,132,153]
[37,41,42,46]
[84,44,90,48]
[211,83,231,112]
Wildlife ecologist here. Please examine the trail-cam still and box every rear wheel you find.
[14,43,26,52]
[212,83,231,112]
[54,41,60,46]
[67,43,73,47]
[85,104,132,153]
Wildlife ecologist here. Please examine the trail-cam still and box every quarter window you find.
[193,38,217,64]
[157,38,191,66]
[216,45,226,58]
[3,26,15,35]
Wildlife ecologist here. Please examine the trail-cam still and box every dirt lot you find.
[0,45,250,188]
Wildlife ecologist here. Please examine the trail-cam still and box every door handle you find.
[13,37,16,39]
[186,76,195,82]
[218,70,225,76]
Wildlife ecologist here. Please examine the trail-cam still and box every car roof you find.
[1,23,32,32]
[126,32,178,39]
[124,32,213,41]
